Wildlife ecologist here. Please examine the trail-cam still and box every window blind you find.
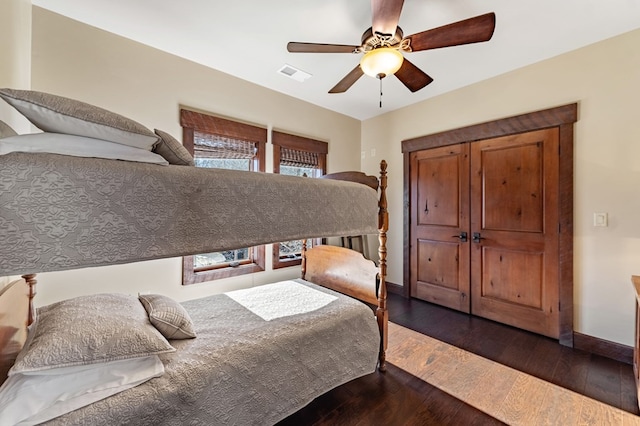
[280,147,320,167]
[194,132,257,159]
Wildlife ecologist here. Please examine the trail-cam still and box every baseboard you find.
[384,285,631,364]
[573,332,633,365]
[387,281,405,296]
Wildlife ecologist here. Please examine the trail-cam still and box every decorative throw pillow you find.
[0,88,159,150]
[153,129,195,166]
[139,294,197,339]
[0,119,17,139]
[10,293,175,375]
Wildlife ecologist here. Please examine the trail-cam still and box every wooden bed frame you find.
[0,160,389,385]
[306,160,389,370]
[0,277,30,383]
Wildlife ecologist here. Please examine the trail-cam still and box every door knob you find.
[452,232,468,242]
[472,232,486,243]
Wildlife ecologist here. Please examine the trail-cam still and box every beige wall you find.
[27,8,362,306]
[0,0,31,288]
[0,0,31,134]
[362,28,640,346]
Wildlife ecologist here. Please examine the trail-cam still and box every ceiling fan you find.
[287,0,496,94]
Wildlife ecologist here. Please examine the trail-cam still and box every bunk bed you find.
[0,89,389,425]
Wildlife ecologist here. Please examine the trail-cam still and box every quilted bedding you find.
[43,279,380,425]
[0,152,378,276]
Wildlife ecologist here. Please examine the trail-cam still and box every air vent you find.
[278,64,311,82]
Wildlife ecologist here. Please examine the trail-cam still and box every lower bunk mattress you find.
[44,279,380,425]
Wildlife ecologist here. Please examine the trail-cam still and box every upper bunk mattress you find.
[0,153,379,276]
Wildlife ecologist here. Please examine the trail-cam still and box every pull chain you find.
[379,77,383,108]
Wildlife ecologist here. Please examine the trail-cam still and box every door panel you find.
[410,144,470,312]
[416,154,460,227]
[470,128,559,338]
[481,142,544,232]
[481,247,543,309]
[416,239,461,291]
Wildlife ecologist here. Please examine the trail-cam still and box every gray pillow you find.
[10,293,175,375]
[0,119,17,139]
[153,129,195,166]
[0,88,159,150]
[139,294,197,340]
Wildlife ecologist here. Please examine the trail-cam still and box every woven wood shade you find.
[272,131,328,154]
[180,109,267,144]
[194,132,257,159]
[280,148,320,167]
[181,109,266,163]
[272,130,328,171]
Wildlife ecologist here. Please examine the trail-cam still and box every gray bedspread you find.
[44,280,380,425]
[0,152,379,276]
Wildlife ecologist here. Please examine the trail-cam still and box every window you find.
[272,131,328,269]
[181,109,266,284]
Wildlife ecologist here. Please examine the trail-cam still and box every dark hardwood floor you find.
[278,292,638,425]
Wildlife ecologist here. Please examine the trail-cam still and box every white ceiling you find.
[32,0,640,121]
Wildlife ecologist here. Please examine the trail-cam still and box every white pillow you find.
[0,356,164,425]
[0,133,168,165]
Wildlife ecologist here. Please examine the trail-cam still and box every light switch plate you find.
[593,212,608,227]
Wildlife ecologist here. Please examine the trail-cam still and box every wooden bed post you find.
[300,239,308,279]
[377,160,388,372]
[21,273,37,326]
[302,164,388,372]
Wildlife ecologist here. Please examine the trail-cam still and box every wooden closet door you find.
[470,128,560,338]
[410,144,471,312]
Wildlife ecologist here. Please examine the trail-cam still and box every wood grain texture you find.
[401,103,578,153]
[180,108,267,143]
[402,103,577,345]
[575,331,634,365]
[320,171,379,190]
[371,0,404,36]
[329,65,364,94]
[386,322,640,425]
[407,12,496,52]
[394,58,433,92]
[281,293,638,424]
[0,279,29,385]
[410,144,471,312]
[558,122,575,346]
[303,245,379,305]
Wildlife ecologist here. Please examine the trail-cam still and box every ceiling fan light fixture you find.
[359,47,403,79]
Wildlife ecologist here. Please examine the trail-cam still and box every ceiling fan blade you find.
[329,65,364,93]
[407,12,496,52]
[287,42,360,54]
[371,0,404,37]
[395,58,433,92]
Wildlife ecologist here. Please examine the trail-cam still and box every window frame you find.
[181,109,266,285]
[272,130,328,269]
